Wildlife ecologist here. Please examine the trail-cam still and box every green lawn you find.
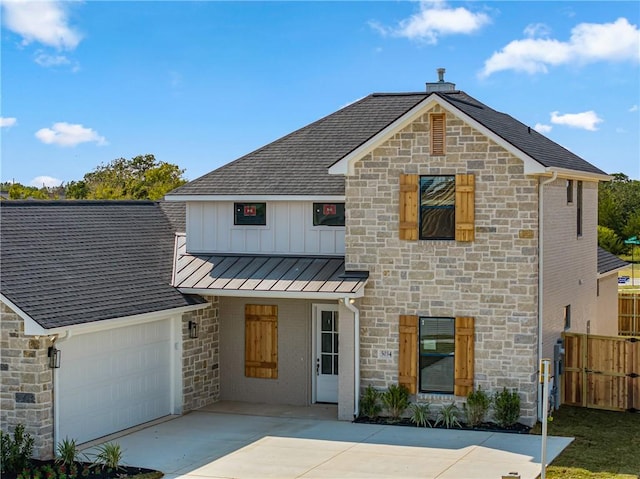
[531,406,640,478]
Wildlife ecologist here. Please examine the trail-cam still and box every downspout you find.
[50,330,72,456]
[343,298,360,417]
[538,172,557,420]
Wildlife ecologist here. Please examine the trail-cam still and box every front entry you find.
[313,304,339,403]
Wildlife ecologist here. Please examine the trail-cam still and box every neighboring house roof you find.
[0,201,206,329]
[172,234,368,298]
[168,90,606,197]
[597,247,629,276]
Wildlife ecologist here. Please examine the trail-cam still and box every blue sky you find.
[1,1,639,188]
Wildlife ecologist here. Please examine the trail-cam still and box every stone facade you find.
[345,106,540,424]
[182,297,220,411]
[0,302,54,459]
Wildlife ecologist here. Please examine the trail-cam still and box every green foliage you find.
[1,424,34,473]
[56,437,82,467]
[82,154,187,200]
[381,384,410,421]
[493,387,521,428]
[463,386,491,427]
[65,180,89,200]
[359,385,382,419]
[408,402,431,427]
[91,442,123,471]
[435,403,462,429]
[598,173,640,251]
[597,225,625,255]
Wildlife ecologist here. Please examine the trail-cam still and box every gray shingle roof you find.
[159,200,186,232]
[0,201,206,329]
[597,247,629,275]
[169,90,605,197]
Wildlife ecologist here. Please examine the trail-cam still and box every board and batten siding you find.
[186,201,345,255]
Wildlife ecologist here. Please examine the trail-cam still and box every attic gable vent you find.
[426,67,456,93]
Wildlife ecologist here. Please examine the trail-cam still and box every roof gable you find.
[0,201,205,329]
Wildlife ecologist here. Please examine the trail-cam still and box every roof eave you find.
[164,194,346,202]
[538,167,611,182]
[177,286,367,300]
[598,265,629,278]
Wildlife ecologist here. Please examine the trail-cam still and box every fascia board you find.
[178,286,366,300]
[598,265,631,278]
[165,195,345,202]
[540,167,611,182]
[9,302,209,337]
[1,295,48,335]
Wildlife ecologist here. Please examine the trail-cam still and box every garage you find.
[57,318,176,444]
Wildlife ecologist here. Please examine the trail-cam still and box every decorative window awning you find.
[172,234,368,299]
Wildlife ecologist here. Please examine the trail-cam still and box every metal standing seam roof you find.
[167,90,606,198]
[0,201,206,329]
[172,234,368,297]
[597,247,629,275]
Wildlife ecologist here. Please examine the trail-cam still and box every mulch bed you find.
[353,416,532,434]
[2,460,163,479]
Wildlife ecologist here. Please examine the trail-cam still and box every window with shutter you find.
[430,113,446,156]
[455,174,475,242]
[245,304,278,379]
[454,316,474,397]
[399,174,419,240]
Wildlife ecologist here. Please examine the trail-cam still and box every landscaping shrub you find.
[381,384,410,422]
[1,424,34,473]
[91,442,123,472]
[359,385,382,419]
[56,437,83,467]
[409,403,431,427]
[493,387,521,428]
[434,403,462,429]
[463,386,491,427]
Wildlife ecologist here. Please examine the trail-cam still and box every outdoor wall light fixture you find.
[188,320,199,339]
[48,346,61,369]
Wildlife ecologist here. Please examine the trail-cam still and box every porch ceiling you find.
[172,234,368,298]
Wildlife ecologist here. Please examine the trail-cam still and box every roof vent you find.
[426,68,456,93]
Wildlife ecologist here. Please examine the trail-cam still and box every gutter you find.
[537,171,557,420]
[343,297,360,417]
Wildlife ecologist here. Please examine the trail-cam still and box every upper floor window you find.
[313,203,345,227]
[564,305,571,330]
[234,203,266,226]
[566,180,573,204]
[576,181,583,236]
[420,176,455,240]
[430,113,446,156]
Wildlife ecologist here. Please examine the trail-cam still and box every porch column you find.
[337,302,355,420]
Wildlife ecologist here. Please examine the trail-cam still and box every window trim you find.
[419,175,456,241]
[312,202,346,227]
[234,202,267,226]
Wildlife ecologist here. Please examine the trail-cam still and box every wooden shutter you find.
[399,174,419,240]
[245,304,278,379]
[398,315,418,394]
[454,316,474,396]
[430,113,445,156]
[455,174,475,242]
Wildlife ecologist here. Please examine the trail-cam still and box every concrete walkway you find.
[85,410,572,479]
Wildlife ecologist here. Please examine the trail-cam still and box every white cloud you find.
[34,51,71,67]
[35,122,107,147]
[0,117,17,128]
[481,17,640,77]
[534,123,552,133]
[1,0,82,50]
[550,111,603,131]
[370,0,490,44]
[630,105,639,112]
[29,176,62,188]
[524,23,551,38]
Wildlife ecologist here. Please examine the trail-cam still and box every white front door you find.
[314,305,339,403]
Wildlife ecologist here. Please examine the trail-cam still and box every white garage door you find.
[58,319,174,444]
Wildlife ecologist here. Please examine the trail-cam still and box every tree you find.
[598,173,640,252]
[598,225,625,255]
[78,154,187,200]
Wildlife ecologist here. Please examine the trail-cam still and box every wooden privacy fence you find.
[619,292,640,336]
[563,333,639,412]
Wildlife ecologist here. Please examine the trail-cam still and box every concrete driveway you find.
[85,410,572,479]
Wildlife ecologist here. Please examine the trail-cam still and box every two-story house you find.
[1,72,617,459]
[165,72,610,425]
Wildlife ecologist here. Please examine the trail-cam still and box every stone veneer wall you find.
[0,302,54,459]
[345,105,540,424]
[182,296,220,411]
